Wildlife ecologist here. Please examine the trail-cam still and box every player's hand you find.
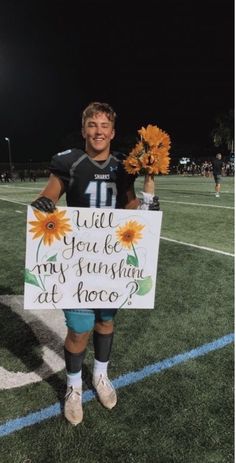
[31,196,56,213]
[148,196,160,211]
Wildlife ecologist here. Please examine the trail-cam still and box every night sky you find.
[0,0,234,163]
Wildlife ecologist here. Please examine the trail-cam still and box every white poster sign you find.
[24,206,162,309]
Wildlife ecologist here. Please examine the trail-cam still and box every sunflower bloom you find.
[124,124,171,175]
[116,220,145,249]
[29,209,72,246]
[138,125,161,147]
[123,156,142,175]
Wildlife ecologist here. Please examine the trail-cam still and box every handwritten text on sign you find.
[24,207,162,309]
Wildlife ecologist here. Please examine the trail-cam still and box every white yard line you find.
[160,199,234,209]
[161,236,234,257]
[0,197,28,205]
[156,186,232,193]
[0,185,42,190]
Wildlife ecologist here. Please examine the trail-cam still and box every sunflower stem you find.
[36,237,43,263]
[36,237,46,291]
[131,243,139,266]
[39,278,46,292]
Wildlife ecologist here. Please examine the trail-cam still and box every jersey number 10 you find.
[85,181,117,208]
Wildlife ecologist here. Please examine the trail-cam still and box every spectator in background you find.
[19,171,26,182]
[4,172,10,182]
[212,153,223,198]
[29,171,37,182]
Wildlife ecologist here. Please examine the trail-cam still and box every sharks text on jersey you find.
[94,173,110,180]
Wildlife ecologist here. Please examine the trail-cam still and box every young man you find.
[212,153,223,197]
[31,102,159,425]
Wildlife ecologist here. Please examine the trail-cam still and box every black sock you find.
[93,331,114,362]
[64,347,86,373]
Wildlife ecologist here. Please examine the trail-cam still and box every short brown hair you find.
[82,102,116,127]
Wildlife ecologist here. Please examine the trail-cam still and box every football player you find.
[31,101,159,425]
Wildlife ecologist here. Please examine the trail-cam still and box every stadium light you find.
[4,137,13,173]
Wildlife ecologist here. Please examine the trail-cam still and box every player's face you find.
[82,112,115,157]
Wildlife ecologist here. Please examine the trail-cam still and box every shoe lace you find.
[97,375,114,393]
[65,387,81,401]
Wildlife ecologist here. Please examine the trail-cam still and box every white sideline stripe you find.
[160,199,234,209]
[0,196,234,257]
[157,186,232,193]
[0,185,42,190]
[0,197,28,205]
[161,236,234,257]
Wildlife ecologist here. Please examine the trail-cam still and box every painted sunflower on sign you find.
[123,124,171,175]
[29,209,72,246]
[116,220,145,268]
[116,220,145,249]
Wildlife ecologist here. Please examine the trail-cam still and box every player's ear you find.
[110,128,115,140]
[81,127,86,139]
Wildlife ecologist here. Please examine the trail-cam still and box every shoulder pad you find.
[57,149,72,156]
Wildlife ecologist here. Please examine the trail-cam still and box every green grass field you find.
[0,175,234,463]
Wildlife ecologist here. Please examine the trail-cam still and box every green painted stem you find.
[36,237,46,291]
[132,243,139,266]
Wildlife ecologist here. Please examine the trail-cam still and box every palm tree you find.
[211,109,234,152]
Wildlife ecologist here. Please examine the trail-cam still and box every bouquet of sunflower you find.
[123,124,171,207]
[123,124,171,176]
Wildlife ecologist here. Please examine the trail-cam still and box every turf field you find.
[0,175,234,463]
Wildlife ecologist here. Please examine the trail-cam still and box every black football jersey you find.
[49,148,135,208]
